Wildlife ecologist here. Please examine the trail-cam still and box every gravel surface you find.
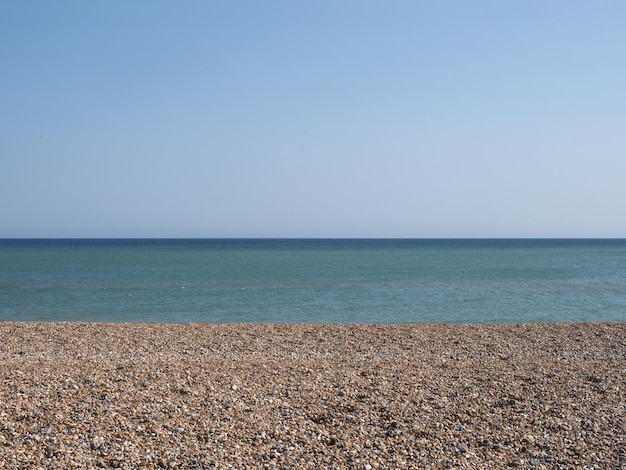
[0,322,624,469]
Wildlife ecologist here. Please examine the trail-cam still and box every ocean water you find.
[0,239,624,324]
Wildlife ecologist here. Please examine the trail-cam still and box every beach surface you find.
[0,322,624,469]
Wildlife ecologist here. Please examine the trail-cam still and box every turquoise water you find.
[0,239,624,324]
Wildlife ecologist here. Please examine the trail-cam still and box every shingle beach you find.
[1,322,624,469]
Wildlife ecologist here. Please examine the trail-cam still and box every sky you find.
[1,1,625,238]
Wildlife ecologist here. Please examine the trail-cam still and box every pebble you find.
[0,322,624,468]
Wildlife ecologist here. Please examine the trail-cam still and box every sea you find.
[0,239,624,324]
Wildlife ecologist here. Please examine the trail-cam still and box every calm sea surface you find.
[0,239,624,324]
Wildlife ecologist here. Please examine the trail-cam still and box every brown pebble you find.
[0,322,623,468]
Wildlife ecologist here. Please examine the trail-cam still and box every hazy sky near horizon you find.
[2,1,625,238]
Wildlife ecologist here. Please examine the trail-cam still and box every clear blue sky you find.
[2,1,625,238]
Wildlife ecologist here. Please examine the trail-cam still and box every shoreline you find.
[1,322,624,468]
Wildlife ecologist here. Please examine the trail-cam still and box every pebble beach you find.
[0,322,624,469]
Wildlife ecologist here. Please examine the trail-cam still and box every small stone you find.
[90,436,105,450]
[0,322,623,468]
